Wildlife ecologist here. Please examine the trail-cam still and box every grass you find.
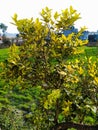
[0,46,98,63]
[68,46,98,62]
[0,48,9,62]
[82,46,98,57]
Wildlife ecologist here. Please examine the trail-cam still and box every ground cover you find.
[0,48,9,62]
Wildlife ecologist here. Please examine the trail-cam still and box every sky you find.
[0,0,98,33]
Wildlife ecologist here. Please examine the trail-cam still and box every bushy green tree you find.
[0,6,98,129]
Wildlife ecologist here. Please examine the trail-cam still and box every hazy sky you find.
[0,0,98,33]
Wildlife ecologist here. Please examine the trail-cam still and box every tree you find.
[0,23,7,35]
[0,6,98,130]
[0,23,11,47]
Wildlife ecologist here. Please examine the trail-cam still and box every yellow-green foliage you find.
[0,6,97,129]
[44,89,61,109]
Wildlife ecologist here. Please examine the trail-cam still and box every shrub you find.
[0,6,98,129]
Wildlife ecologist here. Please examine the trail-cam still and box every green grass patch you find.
[0,46,98,63]
[0,48,9,62]
[68,46,98,62]
[84,46,98,57]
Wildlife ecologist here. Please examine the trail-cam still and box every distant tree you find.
[0,23,7,36]
[0,23,11,47]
